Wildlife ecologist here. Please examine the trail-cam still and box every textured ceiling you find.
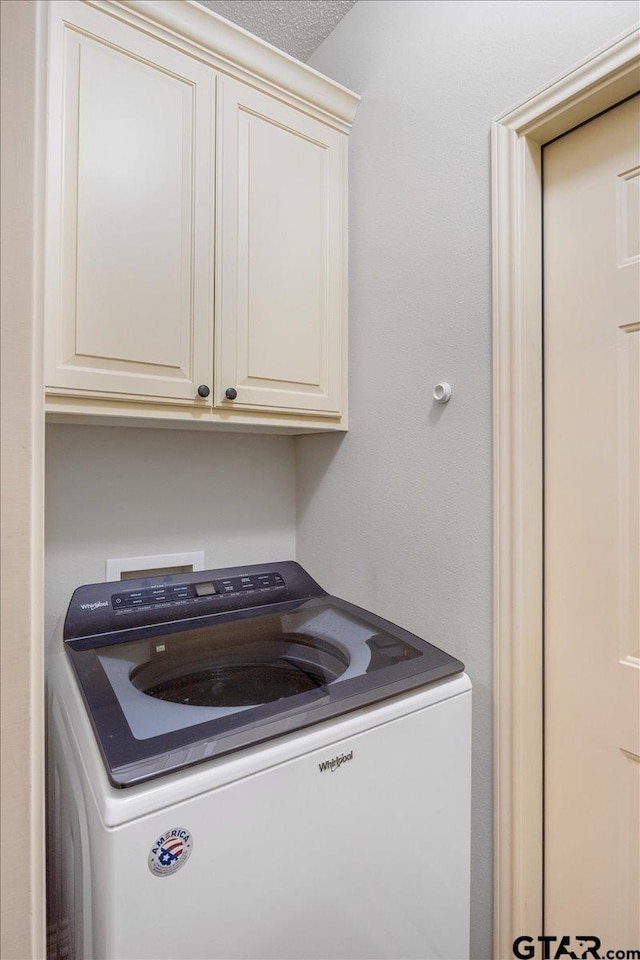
[194,0,357,62]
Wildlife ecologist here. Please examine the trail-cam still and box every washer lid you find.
[65,595,464,788]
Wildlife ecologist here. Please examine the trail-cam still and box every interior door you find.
[216,76,346,417]
[543,95,640,946]
[45,2,215,405]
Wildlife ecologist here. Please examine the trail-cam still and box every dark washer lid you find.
[62,564,464,788]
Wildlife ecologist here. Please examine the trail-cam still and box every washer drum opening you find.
[130,635,349,708]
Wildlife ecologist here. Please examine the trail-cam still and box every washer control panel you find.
[63,562,325,643]
[112,572,285,611]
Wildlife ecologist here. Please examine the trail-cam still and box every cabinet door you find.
[216,78,347,417]
[45,3,215,405]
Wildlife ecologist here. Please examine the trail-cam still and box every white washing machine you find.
[47,561,471,960]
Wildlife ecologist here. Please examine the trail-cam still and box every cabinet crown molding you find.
[93,0,360,129]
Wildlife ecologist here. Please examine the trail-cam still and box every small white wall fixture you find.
[492,24,640,959]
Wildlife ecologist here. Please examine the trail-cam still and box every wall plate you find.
[105,551,205,582]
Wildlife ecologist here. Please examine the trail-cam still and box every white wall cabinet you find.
[45,3,214,406]
[44,1,358,433]
[215,78,345,417]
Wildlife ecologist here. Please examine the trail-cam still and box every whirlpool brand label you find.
[148,827,193,877]
[318,750,353,773]
[79,601,108,611]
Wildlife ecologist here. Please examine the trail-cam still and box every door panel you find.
[544,96,640,945]
[243,114,323,386]
[216,77,345,416]
[45,3,214,404]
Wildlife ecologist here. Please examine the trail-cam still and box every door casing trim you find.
[0,2,48,957]
[492,24,640,959]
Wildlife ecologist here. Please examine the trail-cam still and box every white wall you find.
[45,425,296,640]
[299,3,639,957]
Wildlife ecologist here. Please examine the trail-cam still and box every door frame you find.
[492,25,640,959]
[0,2,47,957]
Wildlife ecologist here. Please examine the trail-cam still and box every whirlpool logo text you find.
[318,750,353,773]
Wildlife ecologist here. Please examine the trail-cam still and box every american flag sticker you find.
[148,827,193,877]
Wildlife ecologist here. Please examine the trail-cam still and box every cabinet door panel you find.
[217,78,346,416]
[45,3,214,404]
